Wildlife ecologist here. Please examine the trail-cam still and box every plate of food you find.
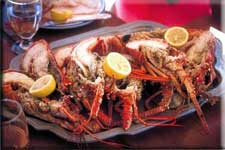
[40,0,107,29]
[3,21,225,144]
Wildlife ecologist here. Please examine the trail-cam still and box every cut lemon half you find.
[50,8,73,23]
[164,26,189,47]
[29,74,56,98]
[103,52,131,80]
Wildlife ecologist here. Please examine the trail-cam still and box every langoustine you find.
[126,29,217,132]
[2,28,218,136]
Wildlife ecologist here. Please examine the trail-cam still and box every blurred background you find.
[105,0,224,31]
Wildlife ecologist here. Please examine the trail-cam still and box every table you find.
[2,12,222,149]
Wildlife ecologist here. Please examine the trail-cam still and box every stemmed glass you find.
[2,99,29,149]
[6,0,42,54]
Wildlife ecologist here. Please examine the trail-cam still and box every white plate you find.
[40,0,105,30]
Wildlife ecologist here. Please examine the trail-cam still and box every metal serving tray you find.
[10,21,225,143]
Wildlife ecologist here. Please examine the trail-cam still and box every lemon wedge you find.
[50,8,73,23]
[103,52,131,80]
[29,74,56,98]
[164,26,189,47]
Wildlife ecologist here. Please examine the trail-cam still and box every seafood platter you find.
[3,21,225,144]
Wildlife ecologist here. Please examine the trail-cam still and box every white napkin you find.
[210,26,225,150]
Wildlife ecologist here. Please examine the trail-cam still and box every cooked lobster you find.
[3,28,218,139]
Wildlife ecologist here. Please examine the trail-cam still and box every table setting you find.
[2,0,225,149]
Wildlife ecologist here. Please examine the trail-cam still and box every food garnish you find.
[164,26,189,47]
[29,74,56,97]
[103,52,131,80]
[50,8,73,23]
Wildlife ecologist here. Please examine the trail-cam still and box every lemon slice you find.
[50,8,73,23]
[103,52,131,80]
[164,26,189,47]
[29,74,56,98]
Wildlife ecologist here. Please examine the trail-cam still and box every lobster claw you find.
[3,70,34,90]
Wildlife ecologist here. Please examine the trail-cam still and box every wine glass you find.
[6,0,42,54]
[2,99,29,149]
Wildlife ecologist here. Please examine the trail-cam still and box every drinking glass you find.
[6,0,42,54]
[2,99,29,149]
